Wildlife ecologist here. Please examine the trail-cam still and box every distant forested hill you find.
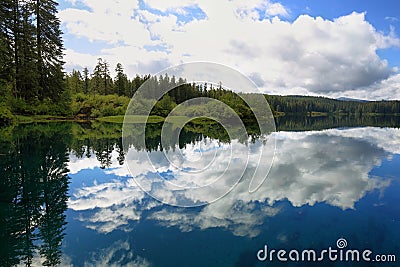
[264,95,400,115]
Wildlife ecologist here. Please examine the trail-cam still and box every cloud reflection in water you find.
[67,127,396,236]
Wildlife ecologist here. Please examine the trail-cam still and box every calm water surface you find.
[0,119,399,266]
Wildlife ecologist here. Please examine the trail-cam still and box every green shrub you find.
[100,104,116,117]
[9,97,28,114]
[71,93,130,118]
[74,93,89,102]
[8,97,72,116]
[0,105,14,126]
[91,108,101,118]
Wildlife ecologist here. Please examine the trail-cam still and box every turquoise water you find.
[0,123,399,266]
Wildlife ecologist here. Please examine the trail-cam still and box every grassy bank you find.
[97,115,190,125]
[14,115,80,124]
[10,114,222,126]
[97,115,163,124]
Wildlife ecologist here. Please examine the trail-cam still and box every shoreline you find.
[12,112,400,124]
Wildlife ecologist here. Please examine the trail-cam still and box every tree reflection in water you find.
[0,124,70,267]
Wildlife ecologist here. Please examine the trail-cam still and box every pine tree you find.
[91,58,103,95]
[91,58,112,95]
[35,0,65,101]
[1,0,66,105]
[102,59,111,95]
[0,0,14,87]
[19,0,39,100]
[114,63,128,96]
[82,67,89,94]
[132,74,143,96]
[66,69,83,94]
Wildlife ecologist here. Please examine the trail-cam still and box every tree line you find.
[67,61,400,119]
[66,62,259,122]
[265,95,400,115]
[66,59,233,102]
[65,58,150,98]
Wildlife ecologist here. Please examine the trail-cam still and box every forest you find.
[1,0,400,128]
[265,95,400,115]
[0,0,68,124]
[64,67,400,123]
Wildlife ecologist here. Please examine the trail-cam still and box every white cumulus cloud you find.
[60,1,400,99]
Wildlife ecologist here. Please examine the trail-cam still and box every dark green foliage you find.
[275,115,400,131]
[67,64,400,124]
[0,105,14,126]
[35,0,65,101]
[66,69,84,94]
[8,96,71,115]
[71,93,130,118]
[151,94,177,117]
[0,0,67,118]
[82,67,89,94]
[88,58,112,95]
[114,63,128,96]
[0,0,15,86]
[265,95,400,115]
[17,0,39,100]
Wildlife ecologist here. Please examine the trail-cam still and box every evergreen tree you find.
[17,0,38,100]
[66,69,83,94]
[82,67,89,94]
[35,0,65,101]
[114,63,128,96]
[91,58,103,95]
[102,59,111,95]
[91,58,112,95]
[0,0,14,87]
[132,74,144,96]
[0,0,66,109]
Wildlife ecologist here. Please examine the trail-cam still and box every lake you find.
[0,117,399,266]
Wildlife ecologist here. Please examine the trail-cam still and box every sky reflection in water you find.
[64,127,400,266]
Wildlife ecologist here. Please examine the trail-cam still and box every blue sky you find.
[58,0,400,100]
[279,0,400,67]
